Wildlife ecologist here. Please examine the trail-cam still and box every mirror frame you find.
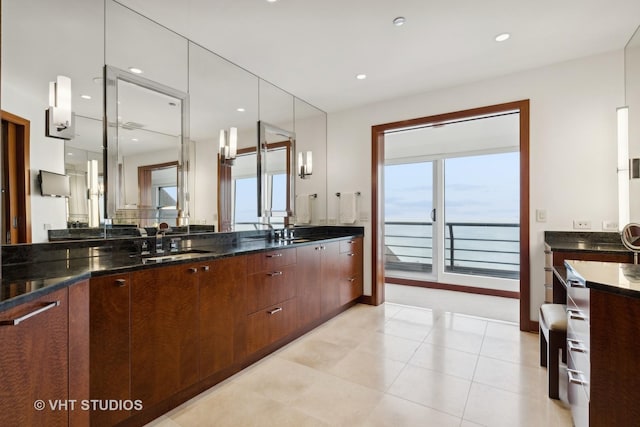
[104,65,190,223]
[257,121,296,219]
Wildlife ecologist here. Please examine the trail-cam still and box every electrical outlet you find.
[602,220,619,231]
[536,209,547,223]
[573,220,591,230]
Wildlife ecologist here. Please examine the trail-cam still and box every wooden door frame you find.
[1,110,32,243]
[370,100,533,331]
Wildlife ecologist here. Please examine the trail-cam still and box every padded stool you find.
[539,303,567,400]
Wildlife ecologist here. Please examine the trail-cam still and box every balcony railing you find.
[385,221,519,280]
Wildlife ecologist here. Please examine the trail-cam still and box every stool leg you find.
[540,326,548,367]
[548,334,560,399]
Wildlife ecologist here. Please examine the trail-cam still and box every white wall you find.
[327,50,624,322]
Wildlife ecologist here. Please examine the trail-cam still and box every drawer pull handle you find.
[567,369,588,386]
[268,307,283,315]
[266,253,283,258]
[347,253,355,257]
[188,267,198,273]
[349,240,355,244]
[268,271,283,277]
[568,279,585,288]
[567,309,587,321]
[201,266,210,272]
[115,279,127,287]
[0,301,60,326]
[568,339,587,353]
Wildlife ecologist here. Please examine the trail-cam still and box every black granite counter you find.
[1,226,364,311]
[564,259,640,299]
[544,231,630,254]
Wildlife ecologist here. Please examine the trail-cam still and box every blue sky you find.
[384,152,519,223]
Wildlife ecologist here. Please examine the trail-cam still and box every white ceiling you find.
[117,0,640,113]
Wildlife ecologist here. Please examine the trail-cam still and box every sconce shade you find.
[45,75,75,140]
[219,127,238,164]
[298,151,313,179]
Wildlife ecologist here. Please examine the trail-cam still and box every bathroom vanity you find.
[0,227,363,426]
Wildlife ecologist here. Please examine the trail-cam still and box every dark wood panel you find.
[68,280,90,427]
[247,248,297,272]
[246,264,297,314]
[131,265,199,408]
[199,257,247,379]
[245,298,298,355]
[320,242,341,315]
[0,287,68,427]
[90,273,131,427]
[589,289,640,426]
[296,244,322,328]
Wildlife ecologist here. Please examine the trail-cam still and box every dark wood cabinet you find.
[131,264,199,407]
[320,242,342,314]
[90,273,132,427]
[245,248,298,355]
[0,281,89,427]
[339,237,364,306]
[296,244,322,327]
[199,256,247,379]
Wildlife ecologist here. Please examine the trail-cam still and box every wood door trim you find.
[370,100,532,331]
[1,110,32,243]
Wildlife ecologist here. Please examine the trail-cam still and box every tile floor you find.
[147,303,573,427]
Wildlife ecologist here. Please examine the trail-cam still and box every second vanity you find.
[0,227,364,427]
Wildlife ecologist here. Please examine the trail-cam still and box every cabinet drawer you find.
[567,352,589,427]
[567,299,590,357]
[246,265,297,314]
[246,298,297,355]
[567,336,590,397]
[339,274,363,305]
[247,248,297,272]
[340,237,362,254]
[567,281,590,321]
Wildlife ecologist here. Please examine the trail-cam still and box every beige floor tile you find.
[434,312,489,335]
[484,320,525,341]
[387,364,471,417]
[327,348,406,392]
[289,373,384,426]
[389,306,438,327]
[378,318,432,342]
[277,336,353,371]
[361,394,461,427]
[460,420,486,427]
[473,356,547,399]
[231,357,327,404]
[480,334,541,367]
[356,331,422,363]
[425,327,485,354]
[145,415,182,427]
[463,382,572,427]
[408,342,479,380]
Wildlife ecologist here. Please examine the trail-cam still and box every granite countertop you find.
[564,259,640,299]
[1,230,363,311]
[544,231,630,254]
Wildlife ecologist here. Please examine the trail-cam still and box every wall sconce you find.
[219,127,238,164]
[45,75,75,140]
[298,151,313,179]
[618,106,630,228]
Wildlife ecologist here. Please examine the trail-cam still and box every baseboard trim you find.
[386,276,520,299]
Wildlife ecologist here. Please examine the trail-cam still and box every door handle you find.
[430,209,436,222]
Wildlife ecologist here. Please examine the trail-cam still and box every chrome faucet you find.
[156,230,164,254]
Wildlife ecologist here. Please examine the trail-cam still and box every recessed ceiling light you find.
[67,152,73,156]
[80,94,92,100]
[356,74,367,80]
[237,107,246,112]
[266,0,278,2]
[393,17,406,26]
[132,138,139,142]
[92,77,103,85]
[495,33,510,42]
[128,67,143,74]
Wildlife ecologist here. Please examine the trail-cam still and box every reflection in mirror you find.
[65,116,104,227]
[258,122,295,220]
[105,66,189,227]
[627,25,640,222]
[622,222,640,263]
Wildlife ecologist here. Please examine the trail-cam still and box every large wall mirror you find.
[104,66,189,226]
[627,25,640,222]
[258,121,296,219]
[1,0,328,244]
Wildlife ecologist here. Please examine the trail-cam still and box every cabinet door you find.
[0,287,68,427]
[199,256,247,379]
[339,237,363,305]
[296,244,322,327]
[320,242,342,315]
[246,298,297,355]
[90,273,131,427]
[131,264,199,407]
